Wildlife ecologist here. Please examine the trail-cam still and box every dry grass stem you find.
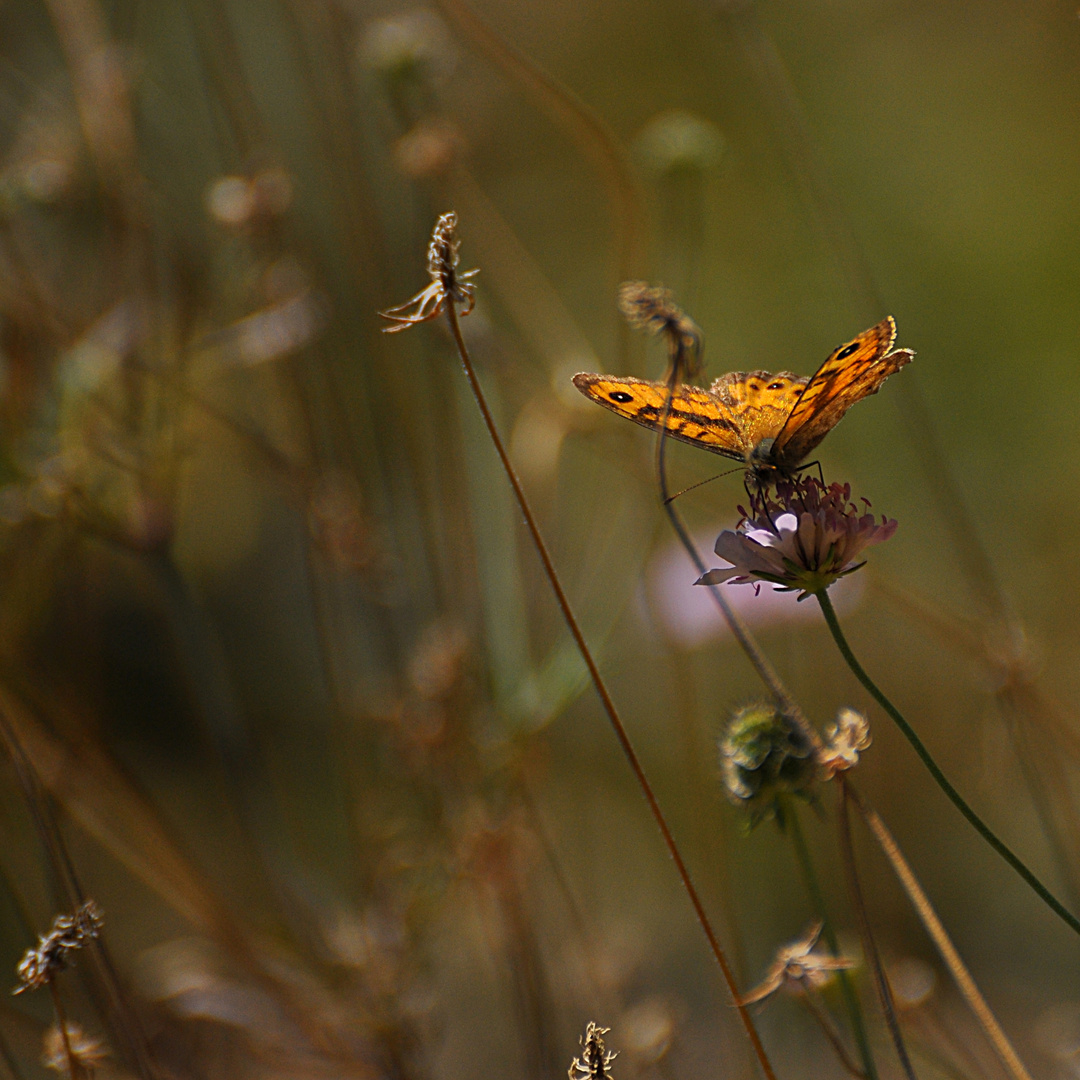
[846,785,1034,1080]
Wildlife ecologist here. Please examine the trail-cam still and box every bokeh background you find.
[0,0,1078,1077]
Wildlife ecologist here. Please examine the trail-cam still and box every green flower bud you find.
[720,703,816,829]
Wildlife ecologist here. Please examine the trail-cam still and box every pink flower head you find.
[696,478,896,600]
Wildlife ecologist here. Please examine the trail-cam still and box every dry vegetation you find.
[0,1,1077,1079]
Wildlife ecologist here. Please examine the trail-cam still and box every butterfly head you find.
[749,437,777,467]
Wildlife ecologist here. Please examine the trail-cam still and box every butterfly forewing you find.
[573,317,912,477]
[772,317,913,468]
[571,374,748,461]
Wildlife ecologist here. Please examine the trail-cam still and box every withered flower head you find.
[569,1022,617,1080]
[618,281,702,381]
[697,477,896,600]
[817,707,871,780]
[14,901,102,995]
[380,212,479,333]
[739,922,857,1006]
[42,1022,108,1074]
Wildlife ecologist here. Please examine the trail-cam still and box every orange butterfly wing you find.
[570,374,747,460]
[771,317,914,469]
[573,319,912,475]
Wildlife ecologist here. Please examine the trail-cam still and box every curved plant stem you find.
[444,301,778,1080]
[785,801,877,1080]
[845,784,1035,1080]
[836,781,916,1080]
[815,588,1080,940]
[656,384,821,752]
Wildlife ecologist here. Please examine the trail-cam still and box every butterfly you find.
[572,317,913,482]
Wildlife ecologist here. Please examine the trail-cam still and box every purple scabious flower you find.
[697,478,896,600]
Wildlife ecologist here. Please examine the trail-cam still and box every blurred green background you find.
[0,0,1078,1077]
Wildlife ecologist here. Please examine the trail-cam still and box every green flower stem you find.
[816,588,1080,940]
[785,798,877,1080]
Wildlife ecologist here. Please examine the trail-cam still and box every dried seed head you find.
[817,707,871,779]
[739,922,857,1005]
[569,1022,617,1080]
[14,901,102,994]
[618,281,702,381]
[380,212,479,333]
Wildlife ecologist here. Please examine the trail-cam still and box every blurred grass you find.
[0,0,1076,1077]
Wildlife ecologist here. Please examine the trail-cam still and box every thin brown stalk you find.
[443,300,777,1080]
[47,984,83,1080]
[845,784,1034,1080]
[836,780,917,1080]
[875,577,1080,907]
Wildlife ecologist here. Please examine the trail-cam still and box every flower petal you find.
[696,568,737,586]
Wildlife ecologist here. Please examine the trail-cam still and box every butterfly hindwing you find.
[571,374,746,461]
[573,318,912,476]
[772,317,914,468]
[711,370,807,452]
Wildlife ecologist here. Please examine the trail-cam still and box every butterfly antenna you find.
[665,467,743,505]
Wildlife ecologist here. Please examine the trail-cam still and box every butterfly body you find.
[573,318,912,482]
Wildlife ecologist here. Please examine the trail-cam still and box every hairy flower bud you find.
[720,703,816,828]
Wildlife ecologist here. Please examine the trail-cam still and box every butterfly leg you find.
[746,474,781,532]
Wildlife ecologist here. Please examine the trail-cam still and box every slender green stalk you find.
[798,990,867,1080]
[816,588,1080,940]
[785,799,877,1080]
[443,300,778,1080]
